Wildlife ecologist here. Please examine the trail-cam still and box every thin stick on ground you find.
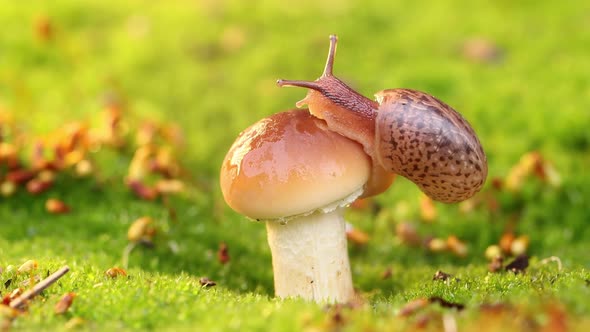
[9,266,70,310]
[539,256,563,271]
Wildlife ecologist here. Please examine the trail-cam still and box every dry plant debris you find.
[345,223,370,246]
[105,267,128,278]
[381,267,393,280]
[0,106,188,214]
[488,256,504,273]
[461,37,504,64]
[419,194,437,222]
[505,151,561,192]
[54,292,76,315]
[217,242,230,265]
[199,277,217,288]
[45,199,70,214]
[432,270,454,282]
[127,217,156,244]
[1,265,71,330]
[505,255,529,274]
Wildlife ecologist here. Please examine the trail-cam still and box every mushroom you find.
[220,109,391,302]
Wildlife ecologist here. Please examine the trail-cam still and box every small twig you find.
[539,256,563,271]
[9,266,70,309]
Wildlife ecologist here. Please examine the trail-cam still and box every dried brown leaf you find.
[505,254,529,273]
[54,292,75,315]
[46,199,70,214]
[105,267,127,278]
[217,242,230,265]
[199,277,216,287]
[488,256,504,273]
[432,270,453,281]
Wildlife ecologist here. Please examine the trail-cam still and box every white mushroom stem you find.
[265,207,354,303]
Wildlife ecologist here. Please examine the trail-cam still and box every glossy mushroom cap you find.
[220,109,371,220]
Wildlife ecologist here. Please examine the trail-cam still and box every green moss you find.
[1,0,589,330]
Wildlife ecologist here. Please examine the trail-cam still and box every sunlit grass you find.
[1,0,589,330]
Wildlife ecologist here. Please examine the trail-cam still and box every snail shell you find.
[375,89,486,202]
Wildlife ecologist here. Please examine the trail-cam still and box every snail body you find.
[278,36,487,203]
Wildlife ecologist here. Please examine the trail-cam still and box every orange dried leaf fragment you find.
[419,194,437,222]
[33,15,54,41]
[127,217,156,243]
[0,303,18,317]
[345,223,370,246]
[26,179,53,195]
[105,267,127,278]
[46,199,70,214]
[54,292,76,315]
[395,222,422,246]
[499,232,515,255]
[426,237,447,252]
[6,169,36,185]
[447,235,468,257]
[127,180,159,201]
[488,256,504,273]
[505,151,561,192]
[217,242,230,265]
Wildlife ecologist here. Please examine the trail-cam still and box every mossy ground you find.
[1,0,589,331]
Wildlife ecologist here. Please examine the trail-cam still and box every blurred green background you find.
[1,0,589,330]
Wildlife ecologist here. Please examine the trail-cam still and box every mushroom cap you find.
[220,109,371,220]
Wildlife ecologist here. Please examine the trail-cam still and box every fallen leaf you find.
[55,292,76,315]
[127,217,155,243]
[447,235,468,257]
[381,267,392,280]
[217,242,230,265]
[199,277,216,287]
[345,223,370,245]
[127,180,159,201]
[432,270,453,282]
[426,237,447,252]
[488,256,504,273]
[64,317,85,329]
[499,232,515,255]
[396,222,422,246]
[505,254,529,273]
[420,194,437,222]
[46,199,70,214]
[461,38,503,64]
[105,267,127,278]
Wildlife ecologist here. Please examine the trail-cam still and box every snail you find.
[277,35,487,203]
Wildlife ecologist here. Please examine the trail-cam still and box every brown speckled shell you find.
[375,89,487,203]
